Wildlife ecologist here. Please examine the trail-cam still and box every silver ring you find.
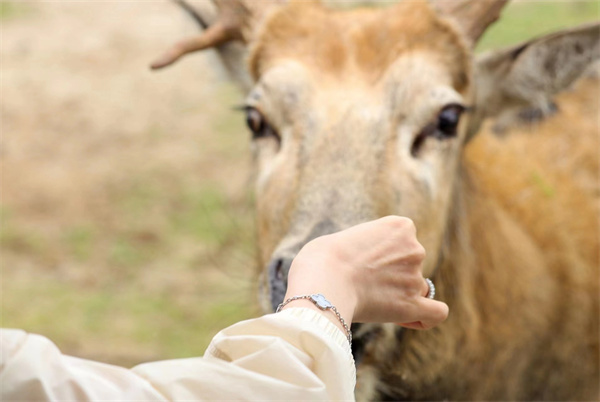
[425,278,435,299]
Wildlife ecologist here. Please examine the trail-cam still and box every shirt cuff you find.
[275,307,356,385]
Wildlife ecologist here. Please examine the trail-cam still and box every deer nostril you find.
[274,260,284,281]
[267,257,293,312]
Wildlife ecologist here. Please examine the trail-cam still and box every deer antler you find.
[432,0,509,43]
[150,0,283,70]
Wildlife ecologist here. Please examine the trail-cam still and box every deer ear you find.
[431,0,508,44]
[468,22,600,138]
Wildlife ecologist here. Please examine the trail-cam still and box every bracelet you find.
[276,293,352,346]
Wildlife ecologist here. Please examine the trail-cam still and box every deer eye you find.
[410,103,467,157]
[436,104,465,138]
[245,107,279,141]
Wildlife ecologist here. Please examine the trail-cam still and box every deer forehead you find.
[249,0,471,89]
[248,54,466,144]
[249,54,465,210]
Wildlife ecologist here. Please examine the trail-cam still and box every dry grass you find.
[1,1,258,365]
[1,0,598,366]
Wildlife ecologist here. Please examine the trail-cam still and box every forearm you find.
[0,329,165,401]
[1,310,356,402]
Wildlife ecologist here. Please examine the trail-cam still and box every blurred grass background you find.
[477,0,599,51]
[1,0,598,366]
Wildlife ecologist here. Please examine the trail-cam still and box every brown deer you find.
[151,1,600,400]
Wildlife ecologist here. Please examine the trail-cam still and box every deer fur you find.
[352,76,599,400]
[153,1,599,400]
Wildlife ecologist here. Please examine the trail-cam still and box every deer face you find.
[245,2,471,311]
[152,0,598,315]
[153,0,599,397]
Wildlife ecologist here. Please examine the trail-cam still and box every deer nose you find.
[268,257,294,312]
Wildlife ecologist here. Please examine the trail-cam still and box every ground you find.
[2,1,256,365]
[1,0,598,367]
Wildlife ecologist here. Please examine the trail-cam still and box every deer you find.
[151,0,600,400]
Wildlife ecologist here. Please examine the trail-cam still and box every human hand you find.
[282,216,449,330]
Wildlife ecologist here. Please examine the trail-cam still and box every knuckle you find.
[404,218,416,233]
[410,275,426,294]
[412,242,426,260]
[403,242,426,266]
[383,215,409,227]
[382,216,416,235]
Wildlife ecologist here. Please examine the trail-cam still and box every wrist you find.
[283,239,358,332]
[278,294,352,344]
[284,268,357,325]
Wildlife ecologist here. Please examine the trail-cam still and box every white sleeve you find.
[1,308,356,401]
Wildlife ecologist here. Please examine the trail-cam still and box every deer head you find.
[152,0,599,313]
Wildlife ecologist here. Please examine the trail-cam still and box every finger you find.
[339,216,415,245]
[397,321,428,330]
[421,277,430,297]
[404,298,449,330]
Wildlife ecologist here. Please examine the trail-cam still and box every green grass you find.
[477,1,600,52]
[170,186,232,244]
[2,278,255,364]
[0,1,30,20]
[1,91,256,364]
[109,237,146,267]
[64,226,96,262]
[1,214,54,263]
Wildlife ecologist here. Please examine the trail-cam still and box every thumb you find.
[398,298,449,330]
